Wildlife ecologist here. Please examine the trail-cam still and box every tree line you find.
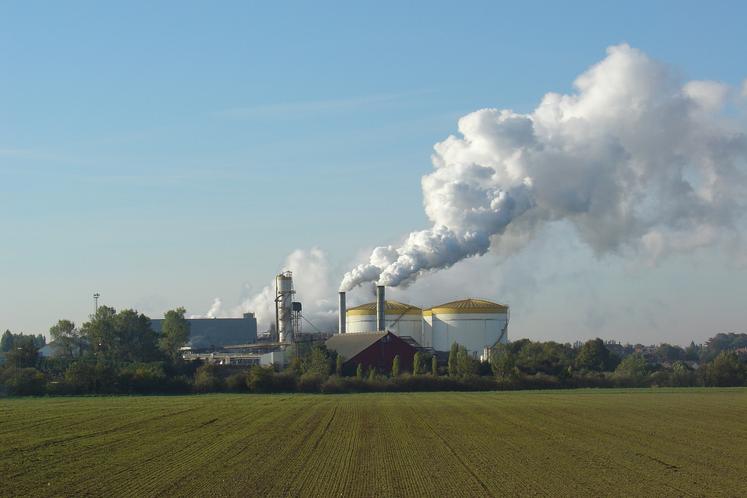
[1,306,746,395]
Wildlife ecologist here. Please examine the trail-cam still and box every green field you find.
[1,389,746,497]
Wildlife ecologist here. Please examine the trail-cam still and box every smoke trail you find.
[341,44,747,291]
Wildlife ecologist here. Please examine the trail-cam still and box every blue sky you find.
[1,1,745,344]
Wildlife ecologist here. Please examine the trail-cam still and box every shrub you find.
[194,364,224,393]
[226,372,249,392]
[0,367,46,395]
[298,373,325,393]
[247,365,275,393]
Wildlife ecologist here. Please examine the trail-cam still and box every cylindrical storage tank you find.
[346,300,424,344]
[338,292,346,334]
[428,299,508,356]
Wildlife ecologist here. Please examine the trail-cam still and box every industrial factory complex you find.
[178,271,509,371]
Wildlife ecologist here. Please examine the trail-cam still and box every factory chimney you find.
[376,285,385,332]
[338,291,346,334]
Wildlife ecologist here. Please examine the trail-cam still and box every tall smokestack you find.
[376,285,385,332]
[338,291,346,334]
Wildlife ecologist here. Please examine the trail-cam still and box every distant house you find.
[325,332,416,375]
[151,313,257,349]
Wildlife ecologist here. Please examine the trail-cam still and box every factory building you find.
[337,287,508,357]
[325,331,416,374]
[151,313,257,349]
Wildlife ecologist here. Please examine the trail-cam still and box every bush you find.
[226,372,249,392]
[118,363,167,394]
[247,366,275,393]
[0,367,46,395]
[194,364,225,393]
[298,373,325,393]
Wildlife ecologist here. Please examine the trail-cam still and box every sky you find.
[1,1,745,345]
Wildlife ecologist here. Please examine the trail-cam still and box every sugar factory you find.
[177,270,509,372]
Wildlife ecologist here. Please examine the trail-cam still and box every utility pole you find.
[93,293,100,314]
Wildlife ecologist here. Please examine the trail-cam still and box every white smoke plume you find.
[194,248,337,332]
[340,44,747,291]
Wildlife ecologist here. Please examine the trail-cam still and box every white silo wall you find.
[346,313,423,343]
[431,312,508,355]
[422,313,433,349]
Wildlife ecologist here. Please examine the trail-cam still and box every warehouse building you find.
[151,313,257,349]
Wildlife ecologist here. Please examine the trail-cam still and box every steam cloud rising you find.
[340,45,747,291]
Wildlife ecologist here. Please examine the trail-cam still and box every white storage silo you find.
[427,299,509,356]
[346,300,424,343]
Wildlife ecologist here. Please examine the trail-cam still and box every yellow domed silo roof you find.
[346,300,422,316]
[428,298,508,315]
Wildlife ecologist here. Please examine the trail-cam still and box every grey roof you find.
[325,332,387,361]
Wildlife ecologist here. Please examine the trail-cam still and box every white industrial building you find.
[338,287,509,357]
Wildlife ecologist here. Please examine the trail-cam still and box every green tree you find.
[655,343,685,363]
[448,342,459,376]
[82,307,158,363]
[575,338,615,372]
[5,336,39,368]
[303,345,331,378]
[0,367,46,395]
[391,355,400,377]
[159,307,190,360]
[49,319,84,359]
[431,355,438,376]
[335,354,344,376]
[490,346,516,378]
[704,351,745,387]
[614,354,649,382]
[0,330,12,352]
[356,363,363,380]
[671,361,696,387]
[367,367,376,382]
[412,352,422,375]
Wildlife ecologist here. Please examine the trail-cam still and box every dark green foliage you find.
[431,355,438,376]
[298,373,325,393]
[303,345,332,378]
[356,363,363,380]
[412,352,422,375]
[49,319,85,359]
[575,338,617,372]
[703,351,745,387]
[701,333,747,361]
[391,355,400,377]
[82,307,159,363]
[118,363,168,394]
[655,343,685,363]
[490,345,517,378]
[0,367,46,395]
[614,354,649,386]
[226,372,249,392]
[4,336,40,368]
[335,354,344,376]
[194,364,225,393]
[247,365,275,393]
[159,307,190,360]
[63,360,119,394]
[0,330,11,352]
[448,342,458,376]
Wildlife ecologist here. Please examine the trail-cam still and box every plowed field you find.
[2,389,746,496]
